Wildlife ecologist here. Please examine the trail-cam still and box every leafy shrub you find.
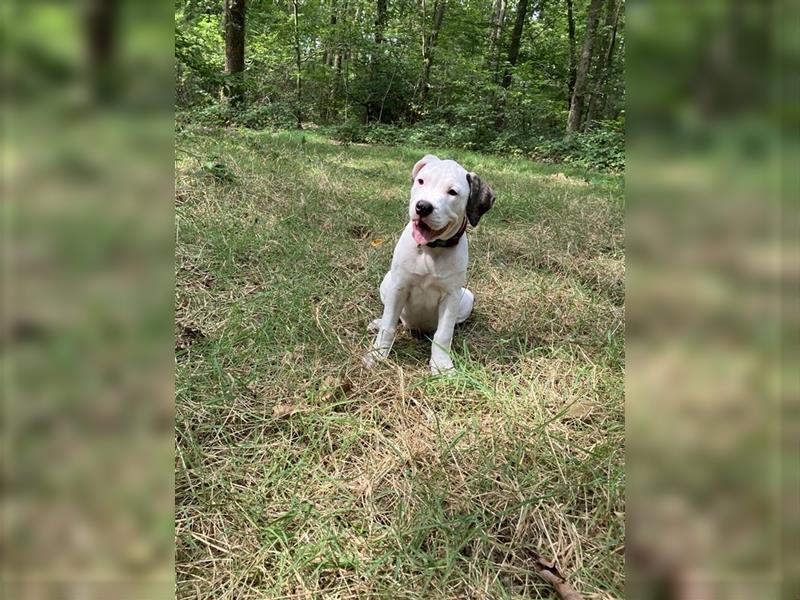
[236,103,296,129]
[320,120,624,173]
[183,104,229,126]
[531,127,625,172]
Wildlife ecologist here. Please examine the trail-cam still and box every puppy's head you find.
[408,155,495,245]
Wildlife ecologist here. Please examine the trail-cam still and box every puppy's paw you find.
[362,352,376,369]
[363,347,389,369]
[429,356,454,375]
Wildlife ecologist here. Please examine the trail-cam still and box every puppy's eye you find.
[417,178,424,185]
[447,189,458,196]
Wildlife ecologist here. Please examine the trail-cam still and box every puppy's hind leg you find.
[456,288,474,324]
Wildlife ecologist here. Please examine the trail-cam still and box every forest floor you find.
[175,125,625,600]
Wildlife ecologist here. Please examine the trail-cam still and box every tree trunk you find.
[331,0,348,103]
[292,0,303,128]
[375,0,388,44]
[488,0,507,83]
[565,0,576,107]
[501,0,529,88]
[366,0,390,122]
[418,0,446,108]
[323,0,337,66]
[584,0,621,128]
[223,0,246,106]
[85,0,117,101]
[566,0,603,134]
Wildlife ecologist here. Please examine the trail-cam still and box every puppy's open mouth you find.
[412,219,448,244]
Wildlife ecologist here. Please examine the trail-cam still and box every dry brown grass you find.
[175,127,624,599]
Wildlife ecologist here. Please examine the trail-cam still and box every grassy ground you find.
[175,125,625,599]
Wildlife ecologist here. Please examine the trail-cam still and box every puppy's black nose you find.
[415,200,433,217]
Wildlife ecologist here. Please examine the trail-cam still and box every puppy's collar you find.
[424,218,468,248]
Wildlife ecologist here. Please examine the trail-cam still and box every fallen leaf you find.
[176,324,205,351]
[318,375,354,402]
[272,404,308,418]
[566,400,596,420]
[371,239,385,247]
[532,555,585,600]
[347,474,373,498]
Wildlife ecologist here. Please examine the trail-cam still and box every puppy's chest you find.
[402,250,462,288]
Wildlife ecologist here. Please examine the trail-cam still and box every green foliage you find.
[175,0,626,169]
[320,118,624,173]
[532,126,625,172]
[175,11,224,106]
[195,158,237,183]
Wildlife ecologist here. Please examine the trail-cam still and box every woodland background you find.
[176,0,625,171]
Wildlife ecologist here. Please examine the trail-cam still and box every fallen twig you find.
[532,556,585,600]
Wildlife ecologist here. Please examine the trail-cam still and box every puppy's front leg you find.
[363,278,408,368]
[430,291,461,374]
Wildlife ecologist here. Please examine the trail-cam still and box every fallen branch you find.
[532,556,585,600]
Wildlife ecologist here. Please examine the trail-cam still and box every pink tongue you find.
[412,221,436,244]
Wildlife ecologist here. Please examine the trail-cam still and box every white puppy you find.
[364,154,495,373]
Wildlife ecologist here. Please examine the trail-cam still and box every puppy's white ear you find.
[411,154,440,181]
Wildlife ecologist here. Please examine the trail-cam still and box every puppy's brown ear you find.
[411,154,440,181]
[466,172,495,227]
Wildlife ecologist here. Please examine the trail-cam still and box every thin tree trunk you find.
[375,0,388,44]
[331,0,347,103]
[323,0,337,66]
[377,68,396,122]
[566,0,603,134]
[223,0,246,106]
[292,0,303,128]
[585,0,621,128]
[418,0,446,108]
[565,0,576,107]
[366,0,389,122]
[488,0,507,84]
[501,0,530,89]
